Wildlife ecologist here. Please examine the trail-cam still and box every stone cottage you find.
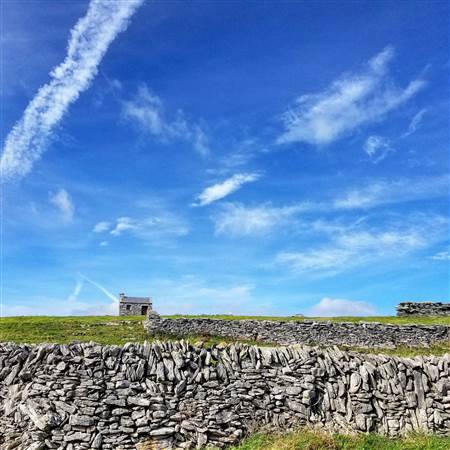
[119,293,152,316]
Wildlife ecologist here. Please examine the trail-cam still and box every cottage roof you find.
[120,296,151,304]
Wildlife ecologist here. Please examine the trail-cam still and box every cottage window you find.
[126,304,131,310]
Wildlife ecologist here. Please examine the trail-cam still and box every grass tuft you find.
[223,430,450,450]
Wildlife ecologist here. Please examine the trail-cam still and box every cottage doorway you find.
[141,305,148,315]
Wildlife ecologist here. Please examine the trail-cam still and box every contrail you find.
[1,0,145,181]
[79,273,117,303]
[67,278,85,303]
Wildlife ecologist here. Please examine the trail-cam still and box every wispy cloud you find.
[148,276,271,315]
[277,248,353,273]
[95,214,189,242]
[277,46,426,146]
[277,214,447,275]
[211,174,448,237]
[93,221,111,233]
[430,250,450,261]
[213,202,304,236]
[122,84,209,156]
[363,135,394,163]
[401,108,427,138]
[333,175,448,210]
[49,188,74,223]
[216,138,268,171]
[2,297,117,317]
[110,217,138,236]
[212,175,447,237]
[1,0,144,180]
[194,173,260,206]
[307,297,377,317]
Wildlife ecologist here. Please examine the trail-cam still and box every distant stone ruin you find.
[397,302,450,316]
[119,293,158,316]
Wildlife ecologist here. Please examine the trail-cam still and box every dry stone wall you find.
[1,341,450,450]
[397,302,450,317]
[144,317,450,348]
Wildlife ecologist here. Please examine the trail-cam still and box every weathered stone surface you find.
[69,415,95,427]
[127,397,151,407]
[149,427,175,437]
[1,340,450,450]
[397,302,450,317]
[91,433,103,449]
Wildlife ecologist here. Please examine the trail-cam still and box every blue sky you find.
[1,0,449,317]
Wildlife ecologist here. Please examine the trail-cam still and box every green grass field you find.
[224,430,450,450]
[1,314,450,356]
[0,315,147,346]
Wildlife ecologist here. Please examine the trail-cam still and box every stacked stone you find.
[1,341,450,450]
[144,318,450,348]
[397,302,450,317]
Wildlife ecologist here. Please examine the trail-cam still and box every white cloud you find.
[307,297,377,317]
[336,229,426,253]
[402,108,427,138]
[93,221,111,233]
[122,84,209,156]
[123,87,164,135]
[0,0,144,180]
[110,216,139,236]
[194,173,260,206]
[333,175,448,210]
[334,185,386,210]
[49,188,74,223]
[277,214,447,275]
[213,202,304,236]
[99,241,109,247]
[105,214,188,241]
[430,251,450,261]
[277,46,426,146]
[363,135,394,163]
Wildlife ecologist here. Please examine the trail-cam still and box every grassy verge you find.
[0,315,147,346]
[345,343,450,357]
[224,430,450,450]
[1,315,450,356]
